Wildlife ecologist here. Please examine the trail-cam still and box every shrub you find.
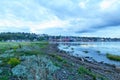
[7,58,20,67]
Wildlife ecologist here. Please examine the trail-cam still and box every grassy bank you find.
[106,53,120,61]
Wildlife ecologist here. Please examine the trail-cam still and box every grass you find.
[31,41,49,49]
[22,50,44,56]
[56,56,63,62]
[0,41,48,55]
[0,76,9,80]
[0,42,29,53]
[0,66,11,80]
[78,66,96,79]
[106,53,120,61]
[77,66,108,80]
[0,41,49,53]
[49,53,68,68]
[0,57,10,67]
[0,41,49,67]
[49,54,66,62]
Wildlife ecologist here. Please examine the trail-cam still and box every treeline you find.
[0,32,120,42]
[0,32,45,41]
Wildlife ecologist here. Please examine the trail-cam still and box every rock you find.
[115,66,120,71]
[63,71,66,74]
[99,61,104,64]
[81,57,84,61]
[78,57,84,61]
[85,56,90,58]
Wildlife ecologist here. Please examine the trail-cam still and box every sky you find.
[0,0,120,38]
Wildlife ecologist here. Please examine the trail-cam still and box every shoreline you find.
[57,43,120,67]
[55,44,117,67]
[49,43,120,80]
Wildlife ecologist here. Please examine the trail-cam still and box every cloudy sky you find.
[0,0,120,38]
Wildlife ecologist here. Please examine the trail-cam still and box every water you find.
[58,42,120,66]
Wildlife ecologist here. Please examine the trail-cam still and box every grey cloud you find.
[75,14,120,33]
[37,0,120,33]
[36,0,85,19]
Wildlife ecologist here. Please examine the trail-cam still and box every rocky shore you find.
[0,42,120,80]
[49,44,120,80]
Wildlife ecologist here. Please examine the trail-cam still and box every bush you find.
[8,58,20,67]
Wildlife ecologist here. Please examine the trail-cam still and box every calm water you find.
[58,42,120,66]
